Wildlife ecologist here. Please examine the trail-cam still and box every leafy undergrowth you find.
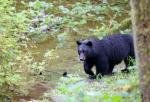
[40,66,141,102]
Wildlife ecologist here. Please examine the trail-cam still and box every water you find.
[14,32,86,101]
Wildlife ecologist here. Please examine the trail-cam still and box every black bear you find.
[76,34,135,79]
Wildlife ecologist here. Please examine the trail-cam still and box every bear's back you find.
[91,34,133,64]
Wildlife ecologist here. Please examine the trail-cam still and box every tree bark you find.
[130,0,150,102]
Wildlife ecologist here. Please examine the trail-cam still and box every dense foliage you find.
[0,0,49,100]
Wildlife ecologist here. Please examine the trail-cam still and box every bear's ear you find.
[86,41,92,46]
[76,40,81,45]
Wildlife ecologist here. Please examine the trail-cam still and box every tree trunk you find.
[130,0,150,102]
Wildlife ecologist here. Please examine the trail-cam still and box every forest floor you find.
[39,65,141,102]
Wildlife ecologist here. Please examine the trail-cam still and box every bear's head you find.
[76,40,94,61]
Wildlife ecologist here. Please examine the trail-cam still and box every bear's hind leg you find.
[108,64,115,74]
[122,57,130,73]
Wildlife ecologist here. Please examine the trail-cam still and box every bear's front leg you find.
[84,61,95,79]
[96,58,109,77]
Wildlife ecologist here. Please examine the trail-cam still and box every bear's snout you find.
[79,53,86,61]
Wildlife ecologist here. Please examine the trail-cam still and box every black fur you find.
[77,34,135,79]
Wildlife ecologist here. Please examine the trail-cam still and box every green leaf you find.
[112,95,122,102]
[6,74,22,85]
